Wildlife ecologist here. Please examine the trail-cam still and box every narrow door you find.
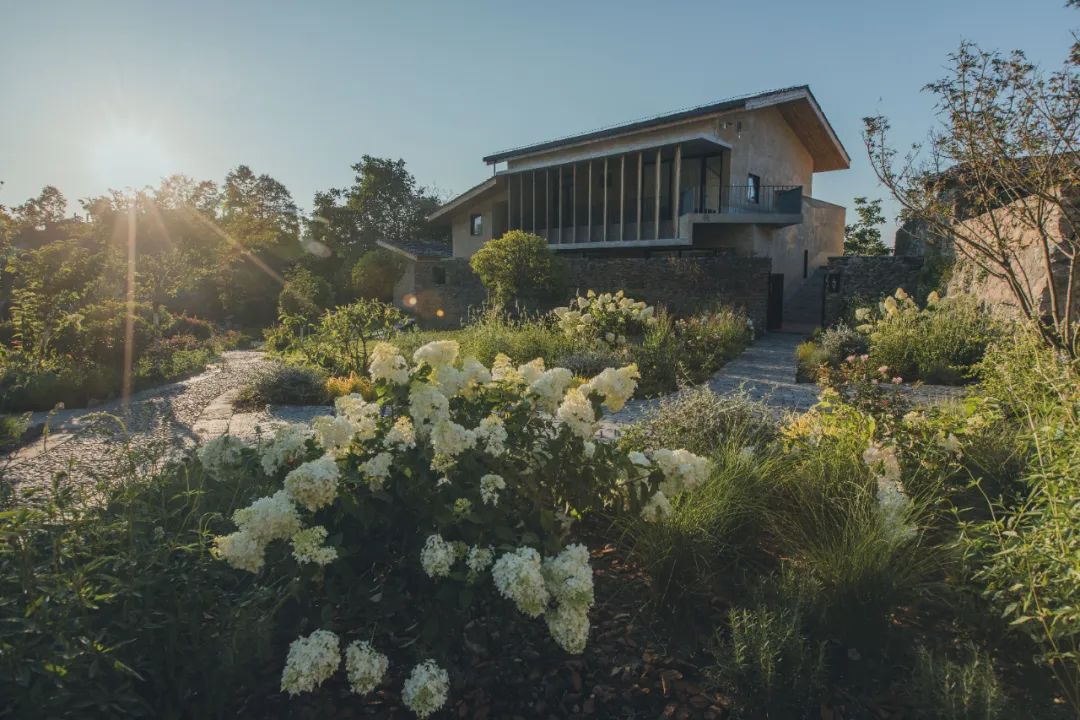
[767,274,784,330]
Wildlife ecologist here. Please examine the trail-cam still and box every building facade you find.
[385,86,850,327]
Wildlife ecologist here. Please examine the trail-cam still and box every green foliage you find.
[468,230,558,306]
[351,248,407,302]
[795,340,832,383]
[855,290,1000,384]
[908,645,1005,720]
[957,329,1080,712]
[268,298,407,376]
[277,266,334,322]
[843,197,889,256]
[0,454,286,717]
[706,570,828,718]
[633,308,751,396]
[234,363,330,410]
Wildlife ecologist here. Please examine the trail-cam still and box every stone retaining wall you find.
[823,255,924,325]
[407,255,772,329]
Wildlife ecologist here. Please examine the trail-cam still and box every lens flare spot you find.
[435,308,445,318]
[405,294,418,307]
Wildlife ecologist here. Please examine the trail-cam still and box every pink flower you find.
[877,366,889,375]
[892,377,903,385]
[860,354,870,362]
[845,355,856,363]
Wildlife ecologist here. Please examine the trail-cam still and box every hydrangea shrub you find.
[202,340,708,715]
[553,289,657,347]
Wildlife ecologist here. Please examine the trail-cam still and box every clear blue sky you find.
[1,0,1076,243]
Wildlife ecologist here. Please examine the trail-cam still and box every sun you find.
[91,125,173,189]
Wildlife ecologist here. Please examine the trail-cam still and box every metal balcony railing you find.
[680,184,803,216]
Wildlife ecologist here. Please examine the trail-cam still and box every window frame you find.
[469,213,483,236]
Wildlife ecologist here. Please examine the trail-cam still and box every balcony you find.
[676,184,803,237]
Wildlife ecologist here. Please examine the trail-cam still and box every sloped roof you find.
[426,176,498,222]
[483,85,850,172]
[376,237,452,261]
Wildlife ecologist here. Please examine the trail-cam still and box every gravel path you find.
[600,333,967,436]
[3,351,273,498]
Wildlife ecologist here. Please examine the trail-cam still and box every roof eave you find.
[426,177,498,222]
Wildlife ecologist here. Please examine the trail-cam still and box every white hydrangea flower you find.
[291,525,337,566]
[528,367,574,412]
[401,659,449,719]
[214,529,265,573]
[490,353,522,384]
[492,546,550,618]
[641,490,673,522]
[312,414,356,457]
[344,640,388,695]
[369,342,410,385]
[474,415,508,456]
[556,387,596,439]
[232,489,302,544]
[583,441,596,458]
[430,418,476,457]
[413,340,459,369]
[518,358,545,385]
[280,629,340,696]
[542,544,594,609]
[460,356,492,393]
[360,451,394,491]
[198,434,247,479]
[261,423,313,476]
[545,602,590,654]
[384,415,417,450]
[582,365,640,412]
[650,448,710,496]
[862,443,902,486]
[284,456,340,512]
[465,545,494,575]
[420,533,456,578]
[409,383,450,433]
[334,394,380,441]
[431,364,467,396]
[479,473,506,506]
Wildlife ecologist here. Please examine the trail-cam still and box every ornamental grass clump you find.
[553,289,657,347]
[201,339,710,715]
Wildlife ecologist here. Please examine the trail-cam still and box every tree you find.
[307,156,442,261]
[844,197,889,255]
[469,230,558,306]
[865,37,1080,352]
[14,186,67,230]
[351,248,406,302]
[278,266,334,323]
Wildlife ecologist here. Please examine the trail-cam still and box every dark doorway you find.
[767,273,784,330]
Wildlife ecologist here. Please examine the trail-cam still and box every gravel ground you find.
[2,351,273,500]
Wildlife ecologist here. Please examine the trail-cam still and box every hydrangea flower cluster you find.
[197,434,246,479]
[344,640,389,695]
[260,423,313,475]
[402,659,450,719]
[553,289,657,346]
[204,334,711,715]
[280,630,340,696]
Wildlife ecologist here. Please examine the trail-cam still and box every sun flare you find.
[91,125,173,189]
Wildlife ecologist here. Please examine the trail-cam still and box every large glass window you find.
[470,213,483,236]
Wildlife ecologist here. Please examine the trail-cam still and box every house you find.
[382,85,850,328]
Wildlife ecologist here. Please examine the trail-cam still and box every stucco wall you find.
[394,255,772,330]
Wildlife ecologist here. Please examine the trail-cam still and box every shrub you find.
[633,308,752,396]
[202,340,709,711]
[268,299,407,376]
[351,248,407,302]
[818,322,868,361]
[325,372,375,400]
[0,413,29,449]
[908,645,1005,720]
[164,313,214,341]
[553,290,657,346]
[278,266,334,323]
[468,230,558,306]
[795,340,831,383]
[855,290,999,384]
[706,570,828,718]
[0,454,284,717]
[234,364,330,410]
[958,329,1080,713]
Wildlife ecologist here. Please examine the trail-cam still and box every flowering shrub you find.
[202,339,709,715]
[553,290,657,347]
[853,289,998,384]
